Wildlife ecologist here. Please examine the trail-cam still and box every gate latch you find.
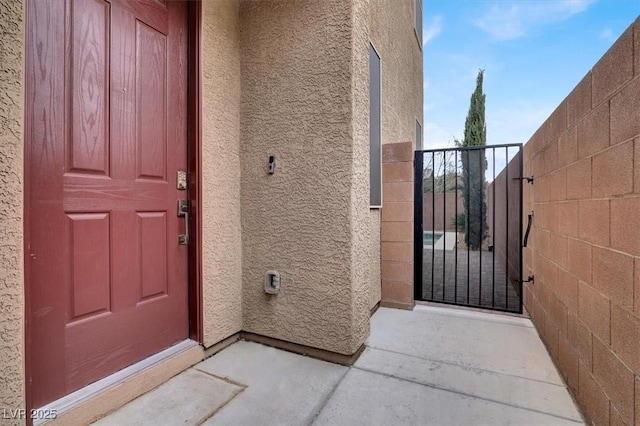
[523,211,534,248]
[513,175,534,184]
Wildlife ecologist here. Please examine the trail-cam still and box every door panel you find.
[27,0,188,408]
[136,20,168,180]
[67,212,112,321]
[68,0,111,176]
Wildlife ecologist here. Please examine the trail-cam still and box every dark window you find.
[369,43,381,207]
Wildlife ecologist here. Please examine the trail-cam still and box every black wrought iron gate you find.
[414,144,525,313]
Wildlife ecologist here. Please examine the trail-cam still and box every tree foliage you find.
[456,70,488,250]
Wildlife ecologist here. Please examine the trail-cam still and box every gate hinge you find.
[518,275,534,284]
[513,175,534,184]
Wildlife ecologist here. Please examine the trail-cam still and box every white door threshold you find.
[35,339,201,426]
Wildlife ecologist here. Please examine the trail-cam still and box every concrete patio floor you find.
[94,305,584,425]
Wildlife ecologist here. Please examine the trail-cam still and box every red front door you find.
[26,0,189,408]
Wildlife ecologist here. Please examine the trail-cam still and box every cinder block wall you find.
[380,142,415,309]
[522,18,640,425]
[423,192,463,232]
[487,152,522,288]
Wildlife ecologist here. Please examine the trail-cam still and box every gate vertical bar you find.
[492,147,496,307]
[478,149,483,305]
[454,150,458,303]
[431,152,435,299]
[465,150,470,303]
[505,146,510,310]
[414,151,423,301]
[518,144,524,313]
[442,152,446,301]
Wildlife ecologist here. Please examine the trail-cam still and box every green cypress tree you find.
[456,70,488,250]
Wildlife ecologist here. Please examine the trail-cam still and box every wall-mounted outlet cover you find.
[265,270,281,294]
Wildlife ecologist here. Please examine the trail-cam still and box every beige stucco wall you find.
[369,0,424,308]
[0,0,421,414]
[201,0,244,347]
[0,0,25,421]
[370,0,423,147]
[351,0,373,345]
[200,0,421,352]
[239,0,369,355]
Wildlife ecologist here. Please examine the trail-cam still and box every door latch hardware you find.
[177,199,189,216]
[177,199,189,245]
[518,275,535,284]
[177,171,187,190]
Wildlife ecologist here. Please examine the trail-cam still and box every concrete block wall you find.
[522,17,640,425]
[487,151,523,290]
[422,192,463,232]
[380,142,415,309]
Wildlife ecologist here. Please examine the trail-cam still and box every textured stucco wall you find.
[370,0,423,147]
[353,0,382,313]
[239,0,368,355]
[201,0,243,347]
[0,0,25,420]
[371,0,423,308]
[351,0,372,345]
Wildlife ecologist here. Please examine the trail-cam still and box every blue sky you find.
[423,0,640,150]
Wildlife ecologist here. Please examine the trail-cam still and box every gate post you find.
[380,142,415,310]
[413,151,423,301]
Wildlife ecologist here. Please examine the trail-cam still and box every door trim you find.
[23,0,204,416]
[23,0,34,417]
[187,0,203,344]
